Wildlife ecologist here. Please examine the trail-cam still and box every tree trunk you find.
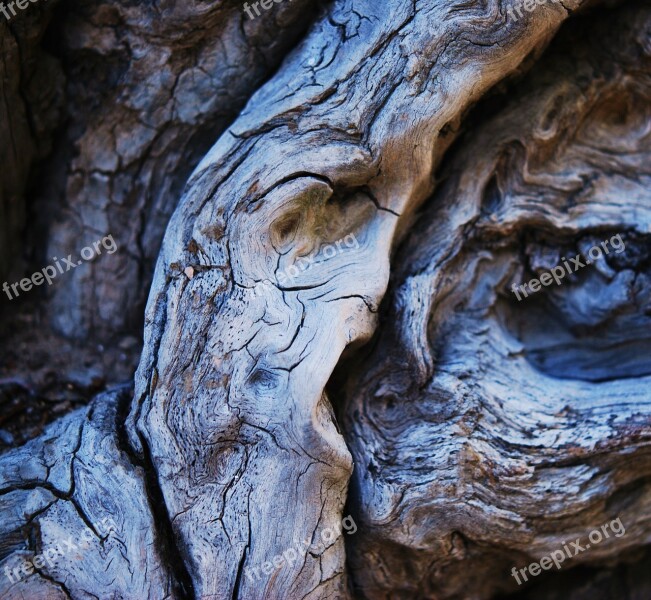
[1,0,650,599]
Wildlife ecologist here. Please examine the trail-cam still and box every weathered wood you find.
[126,1,598,598]
[0,389,179,599]
[0,0,323,439]
[42,0,322,342]
[0,0,323,406]
[343,4,651,598]
[1,1,650,599]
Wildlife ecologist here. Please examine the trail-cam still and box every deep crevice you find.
[115,389,196,600]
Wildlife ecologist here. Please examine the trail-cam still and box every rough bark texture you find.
[343,5,651,598]
[1,0,650,599]
[44,0,319,341]
[0,0,322,442]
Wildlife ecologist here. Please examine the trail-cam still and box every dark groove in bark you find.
[116,389,195,600]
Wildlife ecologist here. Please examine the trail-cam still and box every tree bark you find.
[343,4,651,598]
[1,0,650,599]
